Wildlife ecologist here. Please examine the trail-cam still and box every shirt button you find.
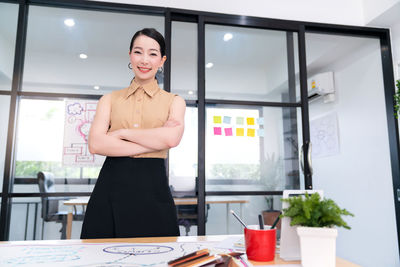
[137,98,142,102]
[133,124,139,128]
[136,110,140,114]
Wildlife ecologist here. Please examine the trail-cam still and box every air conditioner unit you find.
[308,71,335,103]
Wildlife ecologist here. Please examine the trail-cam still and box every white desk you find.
[0,235,360,266]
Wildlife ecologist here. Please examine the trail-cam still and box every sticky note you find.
[224,128,233,136]
[223,116,232,124]
[214,127,222,135]
[257,129,264,137]
[247,128,255,137]
[247,117,255,125]
[236,117,244,125]
[213,116,222,124]
[236,128,244,136]
[257,117,264,125]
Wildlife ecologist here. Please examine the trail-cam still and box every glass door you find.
[305,32,398,267]
[203,23,306,235]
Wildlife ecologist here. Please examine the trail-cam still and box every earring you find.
[128,63,132,69]
[158,66,164,73]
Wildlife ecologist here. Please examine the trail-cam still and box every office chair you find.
[37,171,84,239]
[169,177,210,236]
[176,204,210,236]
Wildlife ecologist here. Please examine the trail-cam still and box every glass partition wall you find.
[203,24,303,236]
[0,5,398,264]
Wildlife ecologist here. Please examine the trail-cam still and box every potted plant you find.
[262,196,281,230]
[281,192,354,267]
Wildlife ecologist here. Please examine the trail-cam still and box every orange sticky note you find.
[247,128,255,137]
[236,128,244,136]
[247,117,255,125]
[213,116,222,124]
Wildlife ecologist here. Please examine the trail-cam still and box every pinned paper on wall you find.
[236,128,244,136]
[223,116,232,124]
[236,117,244,125]
[224,128,233,136]
[257,129,264,137]
[213,116,222,124]
[257,117,264,125]
[246,117,255,125]
[213,127,222,135]
[310,112,340,158]
[247,128,255,137]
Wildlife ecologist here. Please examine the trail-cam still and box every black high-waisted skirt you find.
[80,157,180,239]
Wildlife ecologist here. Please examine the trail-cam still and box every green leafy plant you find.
[281,193,354,229]
[394,80,400,119]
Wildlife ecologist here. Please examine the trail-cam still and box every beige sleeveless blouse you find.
[109,79,176,158]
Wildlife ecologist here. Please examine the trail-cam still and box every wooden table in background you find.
[63,197,249,239]
[0,235,360,266]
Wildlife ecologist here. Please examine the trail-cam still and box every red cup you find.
[244,225,276,262]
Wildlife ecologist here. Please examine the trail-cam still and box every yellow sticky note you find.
[247,128,255,137]
[213,116,222,124]
[236,128,244,136]
[247,117,255,125]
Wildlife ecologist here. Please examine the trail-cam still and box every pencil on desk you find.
[168,249,209,266]
[258,214,264,229]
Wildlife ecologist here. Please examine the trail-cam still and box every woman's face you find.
[129,35,166,85]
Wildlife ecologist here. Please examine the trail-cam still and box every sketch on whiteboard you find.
[63,100,105,167]
[310,112,340,158]
[0,242,211,267]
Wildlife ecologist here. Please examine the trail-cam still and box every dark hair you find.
[129,28,165,57]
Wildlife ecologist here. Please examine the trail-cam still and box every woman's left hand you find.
[107,129,125,139]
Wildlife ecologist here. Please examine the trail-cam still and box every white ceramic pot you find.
[296,226,338,267]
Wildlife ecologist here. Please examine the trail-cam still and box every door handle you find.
[307,141,313,176]
[299,144,304,174]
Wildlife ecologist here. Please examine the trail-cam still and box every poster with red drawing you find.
[62,100,105,166]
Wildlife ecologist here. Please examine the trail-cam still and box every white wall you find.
[309,37,399,267]
[363,0,400,25]
[392,21,400,79]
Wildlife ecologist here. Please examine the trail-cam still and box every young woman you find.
[80,28,186,239]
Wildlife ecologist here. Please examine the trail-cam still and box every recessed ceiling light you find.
[188,91,194,95]
[94,86,100,90]
[206,62,214,68]
[64,19,75,27]
[223,33,233,41]
[79,53,88,59]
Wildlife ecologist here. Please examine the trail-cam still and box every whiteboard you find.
[62,99,105,167]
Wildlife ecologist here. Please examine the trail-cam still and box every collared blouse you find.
[109,78,176,159]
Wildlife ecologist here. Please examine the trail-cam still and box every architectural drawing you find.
[0,242,215,267]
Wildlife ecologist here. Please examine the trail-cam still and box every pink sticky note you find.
[224,128,233,136]
[214,127,222,135]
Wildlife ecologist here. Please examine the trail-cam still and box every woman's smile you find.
[137,66,152,73]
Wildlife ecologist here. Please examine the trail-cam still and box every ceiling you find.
[0,3,379,100]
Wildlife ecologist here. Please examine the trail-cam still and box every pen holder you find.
[244,225,276,262]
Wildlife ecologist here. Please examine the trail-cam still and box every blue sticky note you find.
[257,117,264,126]
[257,129,264,137]
[223,116,232,124]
